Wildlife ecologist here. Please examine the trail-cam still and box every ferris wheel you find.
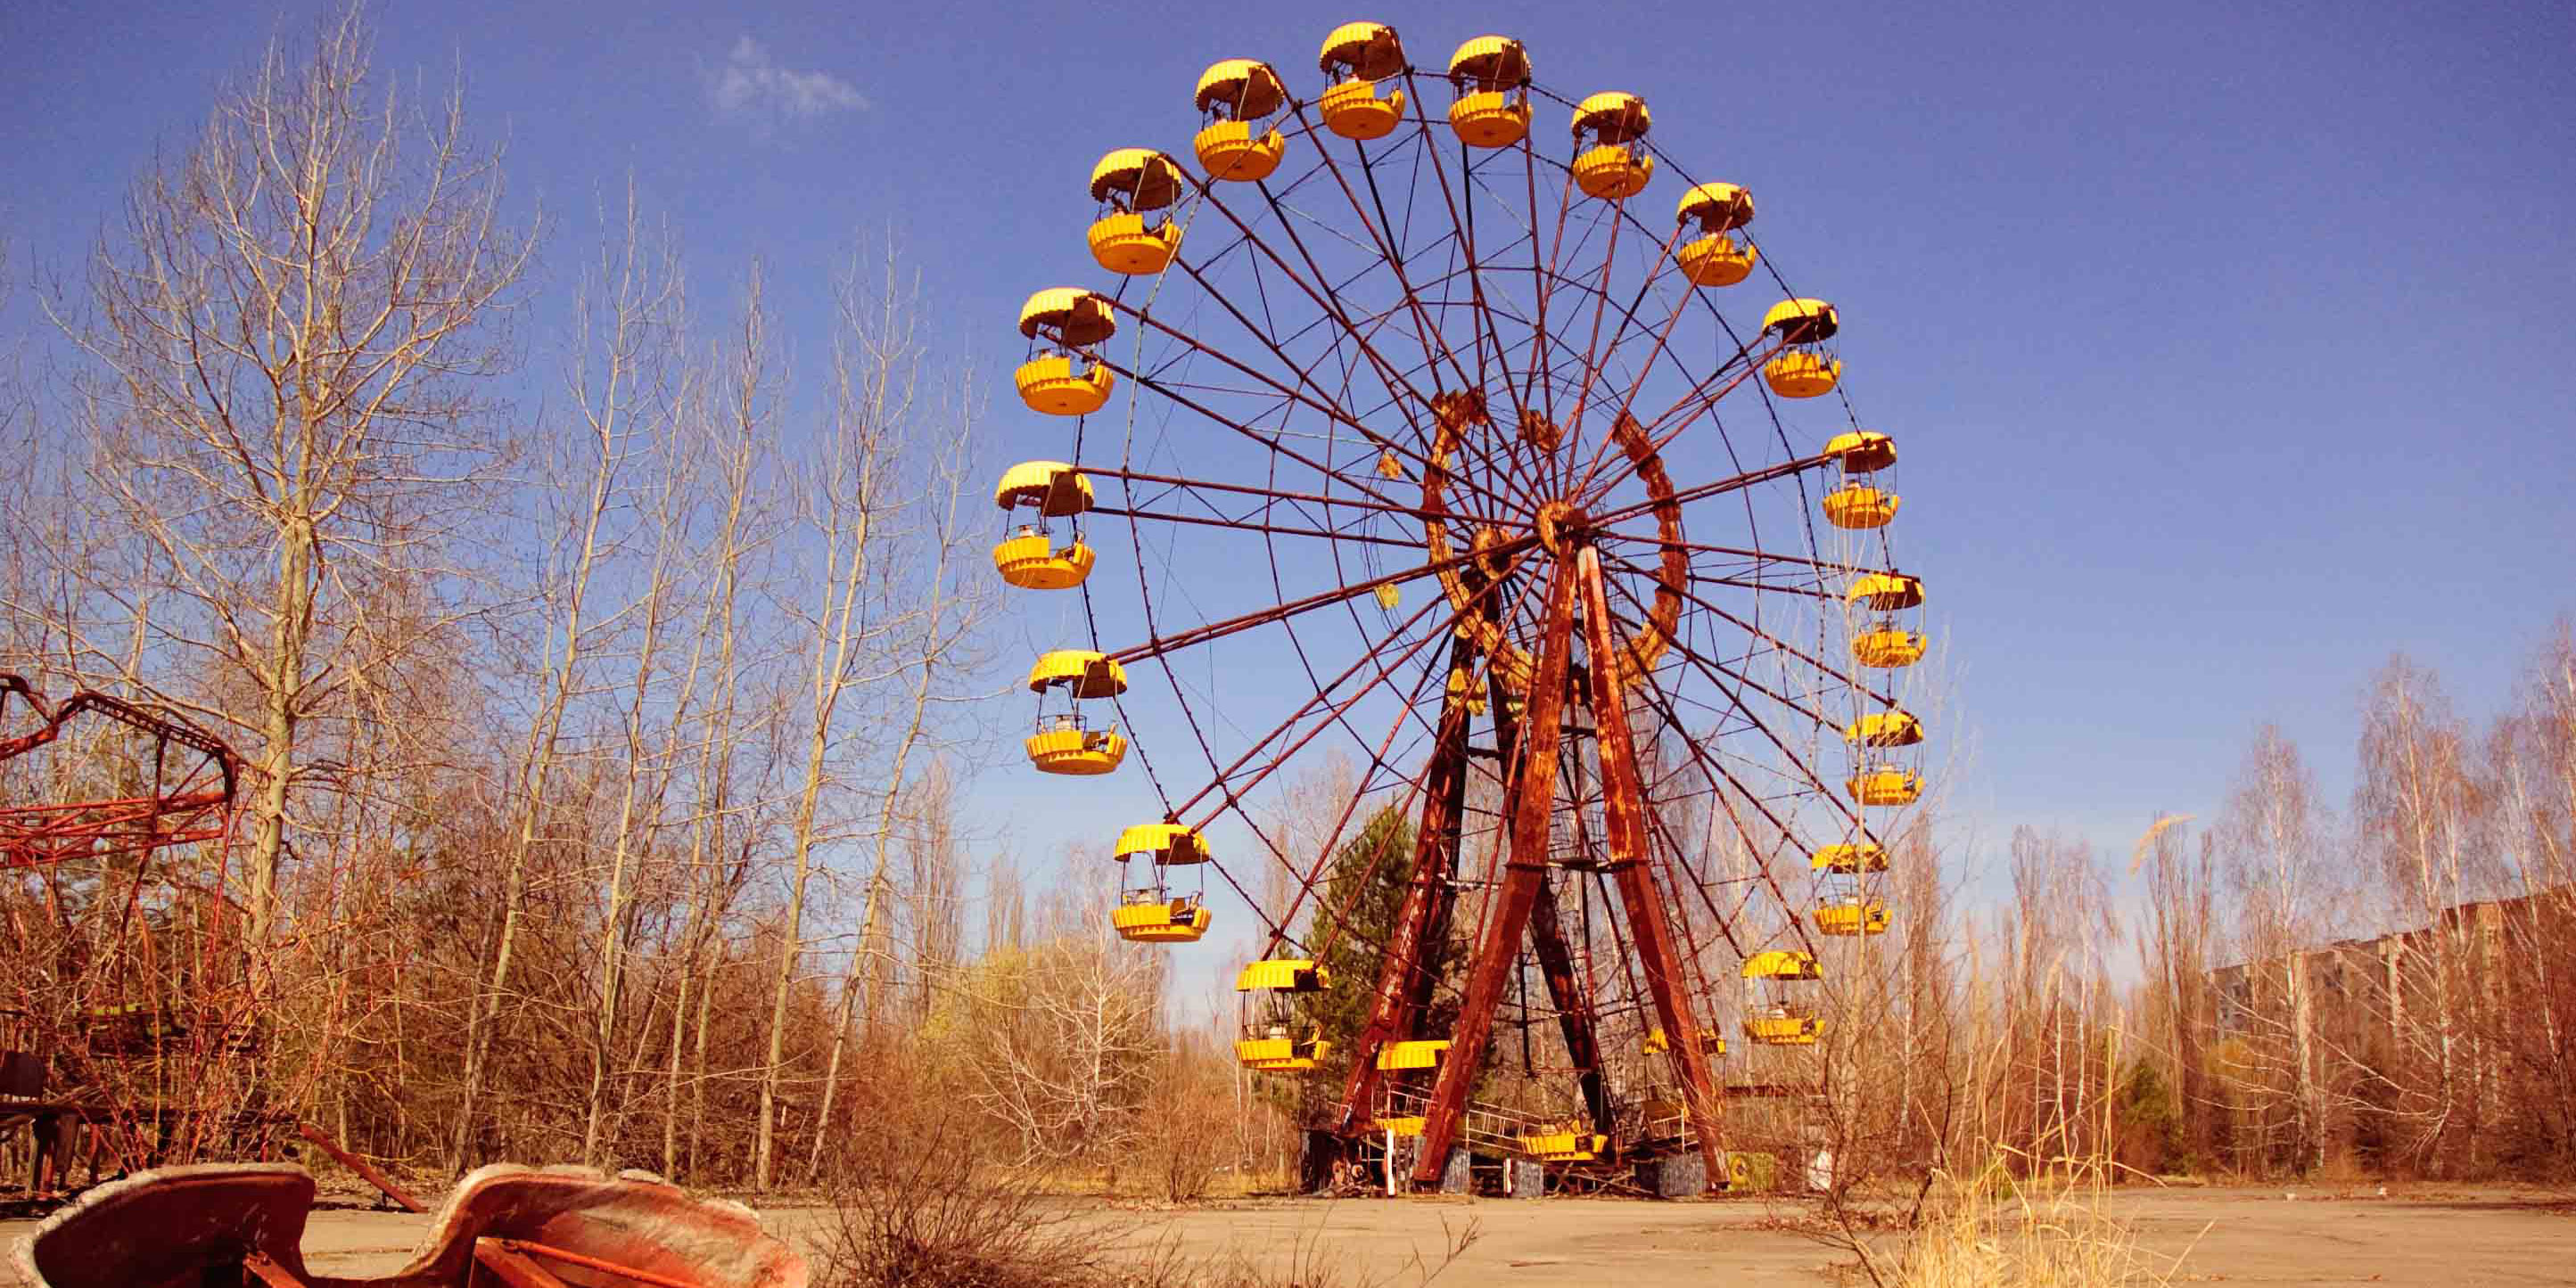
[995,23,1929,1193]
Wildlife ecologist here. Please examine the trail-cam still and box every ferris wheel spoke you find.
[1102,534,1537,668]
[1087,462,1509,529]
[1165,572,1481,821]
[1165,234,1438,441]
[1094,359,1420,515]
[1598,544,1895,705]
[1618,662,1835,880]
[1107,301,1422,483]
[1591,556,1839,734]
[1599,610,1856,831]
[1279,108,1497,418]
[1568,238,1700,491]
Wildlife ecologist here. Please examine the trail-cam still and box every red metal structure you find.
[1000,25,1932,1194]
[0,673,250,1189]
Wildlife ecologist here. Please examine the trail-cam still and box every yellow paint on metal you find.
[1320,79,1405,140]
[1677,234,1756,286]
[1114,823,1207,865]
[1375,1039,1449,1071]
[1233,1035,1329,1071]
[1446,35,1527,86]
[1742,1013,1824,1046]
[1234,958,1329,992]
[1373,1115,1427,1136]
[1845,710,1924,747]
[992,534,1095,590]
[1374,583,1400,611]
[1018,287,1117,346]
[1823,431,1897,473]
[1847,767,1924,806]
[1742,949,1821,980]
[1823,484,1899,529]
[993,461,1095,514]
[1571,91,1650,143]
[1762,351,1841,398]
[1810,841,1891,873]
[1013,356,1116,416]
[1448,91,1529,148]
[1193,120,1287,183]
[1318,21,1404,79]
[1112,900,1214,943]
[1194,59,1287,119]
[1024,726,1127,775]
[1846,572,1924,611]
[1851,626,1928,668]
[1026,650,1128,697]
[1675,181,1755,233]
[1087,213,1182,275]
[1089,148,1185,209]
[1573,144,1653,200]
[1815,901,1892,937]
[1761,297,1839,340]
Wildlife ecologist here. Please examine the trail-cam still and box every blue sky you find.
[7,0,2573,973]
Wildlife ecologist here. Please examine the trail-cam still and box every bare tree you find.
[49,4,531,957]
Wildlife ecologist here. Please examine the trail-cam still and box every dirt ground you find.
[3,1183,2569,1284]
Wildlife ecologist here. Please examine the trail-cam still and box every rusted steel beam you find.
[1411,552,1577,1187]
[240,1251,310,1288]
[1576,546,1726,1188]
[1330,674,1473,1136]
[297,1120,424,1212]
[1527,868,1610,1135]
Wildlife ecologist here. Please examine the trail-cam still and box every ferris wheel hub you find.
[1535,498,1593,556]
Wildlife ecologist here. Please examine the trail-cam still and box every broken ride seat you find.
[12,1161,807,1288]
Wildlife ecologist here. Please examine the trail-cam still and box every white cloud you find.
[707,37,866,122]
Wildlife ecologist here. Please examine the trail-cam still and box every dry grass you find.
[1885,1162,2194,1288]
[812,1121,1472,1288]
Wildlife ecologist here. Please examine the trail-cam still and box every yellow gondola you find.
[1810,841,1891,873]
[1742,949,1822,980]
[992,461,1096,590]
[1235,958,1331,1071]
[1823,430,1896,473]
[1741,951,1823,1046]
[1675,182,1757,286]
[1318,21,1407,140]
[1024,650,1128,775]
[1847,767,1923,807]
[1375,1039,1449,1071]
[1844,710,1925,748]
[1016,289,1118,416]
[1111,898,1213,943]
[1851,624,1928,668]
[1570,92,1654,200]
[1518,1126,1607,1161]
[1741,1009,1825,1046]
[1845,572,1924,611]
[1087,148,1185,275]
[1110,822,1212,943]
[1194,59,1289,182]
[1815,899,1892,937]
[1822,483,1899,529]
[1643,1027,1726,1056]
[1445,36,1529,148]
[1761,297,1841,398]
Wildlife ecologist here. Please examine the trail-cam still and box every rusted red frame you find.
[1576,548,1725,1185]
[0,677,240,871]
[1411,552,1577,1185]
